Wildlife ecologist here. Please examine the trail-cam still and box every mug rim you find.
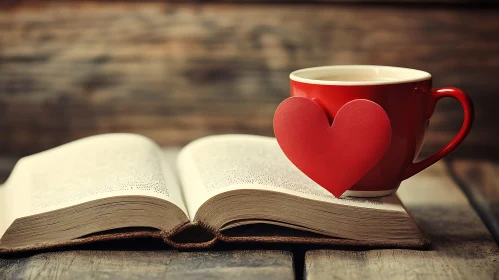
[290,65,432,86]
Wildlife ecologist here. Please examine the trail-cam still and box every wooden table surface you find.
[1,159,498,279]
[1,1,498,279]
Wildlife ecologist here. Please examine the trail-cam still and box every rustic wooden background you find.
[0,1,498,163]
[1,3,499,278]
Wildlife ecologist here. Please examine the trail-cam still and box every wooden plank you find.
[305,161,499,279]
[1,0,498,7]
[0,3,498,158]
[0,250,294,280]
[449,159,499,243]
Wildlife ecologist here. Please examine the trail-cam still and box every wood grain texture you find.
[0,250,294,280]
[2,0,498,7]
[0,3,498,158]
[305,161,499,279]
[449,159,499,243]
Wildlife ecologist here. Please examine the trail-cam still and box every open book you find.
[0,134,427,253]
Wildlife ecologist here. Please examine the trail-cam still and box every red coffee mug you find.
[290,65,474,197]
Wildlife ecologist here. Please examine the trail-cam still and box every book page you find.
[2,134,187,234]
[177,134,404,219]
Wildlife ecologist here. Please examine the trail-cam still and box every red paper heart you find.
[273,97,392,197]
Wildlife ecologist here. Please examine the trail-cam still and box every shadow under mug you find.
[290,65,474,197]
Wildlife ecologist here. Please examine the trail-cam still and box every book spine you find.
[161,221,218,249]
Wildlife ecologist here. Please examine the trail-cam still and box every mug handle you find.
[402,87,474,179]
